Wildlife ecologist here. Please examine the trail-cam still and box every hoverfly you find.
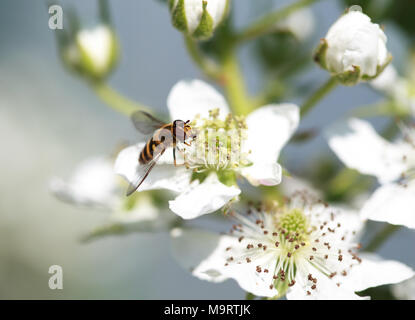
[125,110,193,196]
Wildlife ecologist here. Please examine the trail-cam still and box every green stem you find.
[236,0,321,43]
[184,35,222,81]
[221,50,254,115]
[93,83,151,116]
[365,224,401,252]
[300,77,338,117]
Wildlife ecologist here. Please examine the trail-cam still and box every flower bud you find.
[314,7,391,86]
[62,25,118,82]
[168,0,230,40]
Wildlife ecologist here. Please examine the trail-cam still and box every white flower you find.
[63,25,118,80]
[115,79,299,220]
[326,118,415,229]
[171,192,414,299]
[315,8,390,85]
[274,8,315,41]
[169,0,229,39]
[392,277,415,300]
[50,156,175,235]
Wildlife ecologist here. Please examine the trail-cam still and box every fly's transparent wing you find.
[131,111,166,135]
[125,150,164,196]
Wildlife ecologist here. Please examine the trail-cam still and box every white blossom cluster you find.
[51,2,415,300]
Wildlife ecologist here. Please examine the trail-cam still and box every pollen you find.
[278,209,309,240]
[184,109,251,174]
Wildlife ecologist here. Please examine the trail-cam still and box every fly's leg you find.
[173,146,191,168]
[173,147,178,167]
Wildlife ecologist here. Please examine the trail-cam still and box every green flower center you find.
[278,209,309,239]
[187,109,251,175]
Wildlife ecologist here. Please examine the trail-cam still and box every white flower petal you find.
[228,252,278,297]
[114,143,192,193]
[344,253,415,292]
[168,173,240,219]
[170,228,235,283]
[170,228,279,297]
[361,182,415,229]
[241,163,282,187]
[325,118,409,183]
[241,104,299,186]
[50,157,117,208]
[167,79,230,122]
[287,273,366,300]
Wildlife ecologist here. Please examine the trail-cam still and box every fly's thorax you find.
[184,109,251,174]
[172,119,192,143]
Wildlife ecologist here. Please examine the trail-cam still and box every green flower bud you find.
[62,25,119,82]
[169,0,230,40]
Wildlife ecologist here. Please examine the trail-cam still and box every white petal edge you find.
[168,173,240,219]
[344,253,415,292]
[361,182,415,229]
[287,272,366,300]
[241,104,299,186]
[325,118,409,183]
[167,79,230,122]
[50,157,117,208]
[170,228,279,297]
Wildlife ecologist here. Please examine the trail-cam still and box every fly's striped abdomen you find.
[138,125,175,164]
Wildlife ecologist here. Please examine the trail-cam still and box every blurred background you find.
[0,0,414,299]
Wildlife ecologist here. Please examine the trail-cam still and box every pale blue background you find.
[0,0,413,299]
